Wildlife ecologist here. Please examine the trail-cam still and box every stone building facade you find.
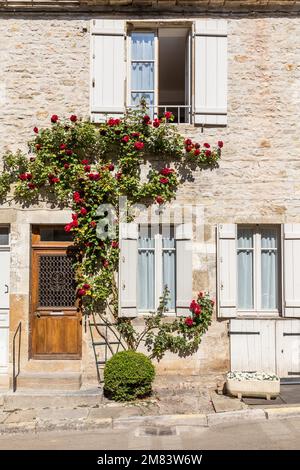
[0,0,300,391]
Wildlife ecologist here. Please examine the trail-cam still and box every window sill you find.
[236,311,280,319]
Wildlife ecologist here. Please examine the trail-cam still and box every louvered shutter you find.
[175,223,193,316]
[194,19,228,126]
[217,224,237,318]
[91,19,126,123]
[283,224,300,318]
[119,223,138,318]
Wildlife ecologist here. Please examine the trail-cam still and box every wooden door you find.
[276,320,300,378]
[30,227,81,359]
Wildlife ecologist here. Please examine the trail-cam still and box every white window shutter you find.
[0,251,10,310]
[194,19,228,126]
[217,224,237,318]
[283,224,300,318]
[119,223,138,318]
[91,19,126,123]
[175,223,193,316]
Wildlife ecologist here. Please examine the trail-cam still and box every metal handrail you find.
[127,104,192,124]
[12,321,21,393]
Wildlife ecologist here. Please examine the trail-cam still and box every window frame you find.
[127,29,158,118]
[237,224,281,317]
[0,225,10,249]
[126,23,192,123]
[137,224,176,315]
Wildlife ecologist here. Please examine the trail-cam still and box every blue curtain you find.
[261,228,278,310]
[237,228,254,309]
[131,32,155,112]
[162,228,176,310]
[138,226,155,311]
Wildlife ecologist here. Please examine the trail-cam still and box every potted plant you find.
[226,371,280,400]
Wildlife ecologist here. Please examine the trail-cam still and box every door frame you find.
[29,225,81,360]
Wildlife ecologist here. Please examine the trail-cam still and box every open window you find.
[128,27,192,124]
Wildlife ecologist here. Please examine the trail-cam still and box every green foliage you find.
[0,107,221,361]
[104,350,155,401]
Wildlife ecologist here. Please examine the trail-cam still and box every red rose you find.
[36,144,41,151]
[153,118,161,128]
[81,159,89,165]
[204,143,210,149]
[18,173,29,181]
[49,177,60,184]
[70,115,77,122]
[218,141,224,148]
[73,191,81,203]
[143,115,151,125]
[115,172,122,180]
[111,240,119,249]
[134,141,144,151]
[205,150,211,157]
[90,221,97,228]
[28,183,36,190]
[83,283,90,290]
[131,132,140,138]
[159,177,169,184]
[185,317,194,327]
[30,157,36,163]
[108,163,114,171]
[194,149,201,156]
[51,114,58,123]
[60,144,66,150]
[33,127,39,134]
[160,168,174,176]
[80,207,88,216]
[195,143,201,149]
[107,118,120,126]
[185,145,193,153]
[26,173,32,180]
[66,149,73,156]
[121,135,130,144]
[193,304,201,315]
[185,138,192,146]
[64,163,70,170]
[190,300,198,311]
[102,259,109,268]
[72,213,78,221]
[164,111,173,120]
[64,223,72,233]
[72,218,78,228]
[77,288,86,297]
[84,165,91,172]
[88,172,100,181]
[155,196,164,205]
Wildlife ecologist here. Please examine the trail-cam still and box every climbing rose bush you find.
[0,107,221,360]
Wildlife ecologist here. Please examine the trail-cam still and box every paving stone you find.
[207,409,266,426]
[265,406,300,420]
[210,391,247,413]
[4,410,37,424]
[37,408,89,422]
[88,406,143,420]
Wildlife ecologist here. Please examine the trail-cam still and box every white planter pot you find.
[226,378,280,400]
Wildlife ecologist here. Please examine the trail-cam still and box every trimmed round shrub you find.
[104,350,155,401]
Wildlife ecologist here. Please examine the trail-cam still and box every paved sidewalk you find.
[1,377,300,435]
[0,416,300,450]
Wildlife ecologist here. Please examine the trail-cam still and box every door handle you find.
[35,312,41,318]
[4,284,8,294]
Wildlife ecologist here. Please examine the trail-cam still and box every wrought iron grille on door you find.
[38,255,76,308]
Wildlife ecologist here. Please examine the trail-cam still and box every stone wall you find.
[1,12,300,386]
